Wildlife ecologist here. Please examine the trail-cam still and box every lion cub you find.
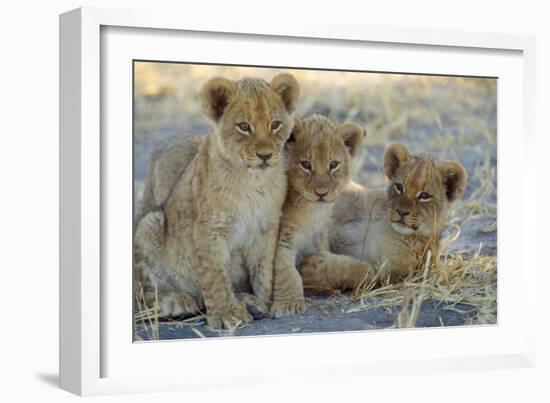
[299,143,468,290]
[134,74,300,329]
[270,115,366,317]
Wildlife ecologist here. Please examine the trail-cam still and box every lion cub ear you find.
[285,117,303,151]
[338,122,365,158]
[440,160,468,203]
[199,78,237,122]
[271,73,300,113]
[384,143,411,179]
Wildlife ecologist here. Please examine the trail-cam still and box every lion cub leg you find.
[299,251,376,293]
[235,292,268,319]
[246,224,279,303]
[270,244,307,318]
[193,224,253,330]
[134,210,164,314]
[134,210,204,318]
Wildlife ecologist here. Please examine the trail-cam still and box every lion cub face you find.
[199,74,300,170]
[287,115,365,203]
[383,143,468,237]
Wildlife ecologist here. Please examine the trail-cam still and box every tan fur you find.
[300,143,468,290]
[270,115,365,317]
[134,74,300,329]
[137,134,204,223]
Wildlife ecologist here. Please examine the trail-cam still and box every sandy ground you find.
[133,64,497,340]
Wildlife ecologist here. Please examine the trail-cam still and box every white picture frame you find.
[59,6,537,396]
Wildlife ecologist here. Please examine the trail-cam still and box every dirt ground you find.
[133,63,497,341]
[135,296,479,340]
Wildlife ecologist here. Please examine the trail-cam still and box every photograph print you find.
[133,61,497,341]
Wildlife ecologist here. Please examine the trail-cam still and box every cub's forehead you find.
[294,131,347,160]
[230,94,286,120]
[235,77,270,93]
[400,157,442,190]
[234,78,281,105]
[292,115,349,160]
[302,115,337,134]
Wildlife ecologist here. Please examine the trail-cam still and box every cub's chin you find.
[391,221,432,237]
[248,163,275,171]
[315,198,337,204]
[308,196,337,204]
[243,159,275,170]
[391,222,417,235]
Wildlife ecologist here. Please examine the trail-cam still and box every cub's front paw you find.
[158,292,203,318]
[236,292,269,319]
[270,298,307,318]
[206,300,253,330]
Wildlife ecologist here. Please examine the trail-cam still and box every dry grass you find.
[342,245,497,328]
[134,291,208,341]
[133,285,245,340]
[454,153,497,223]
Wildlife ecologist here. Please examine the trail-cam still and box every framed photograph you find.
[60,6,537,396]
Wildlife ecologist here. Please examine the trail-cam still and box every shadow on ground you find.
[35,373,59,388]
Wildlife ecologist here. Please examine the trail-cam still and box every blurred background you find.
[134,62,497,257]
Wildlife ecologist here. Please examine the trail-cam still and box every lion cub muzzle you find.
[389,197,420,231]
[313,175,331,202]
[247,138,278,169]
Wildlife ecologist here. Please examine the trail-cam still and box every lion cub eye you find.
[418,192,432,202]
[300,160,312,171]
[236,122,251,134]
[394,183,404,194]
[329,161,340,172]
[271,121,282,132]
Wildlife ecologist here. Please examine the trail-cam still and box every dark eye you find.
[271,121,282,131]
[237,122,251,133]
[418,192,432,201]
[300,161,312,171]
[394,183,404,194]
[329,161,340,171]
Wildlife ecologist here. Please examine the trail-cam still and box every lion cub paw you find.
[158,292,203,318]
[206,299,253,330]
[270,299,307,318]
[236,293,269,319]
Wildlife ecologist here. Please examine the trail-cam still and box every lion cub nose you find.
[256,152,273,162]
[315,189,329,198]
[396,208,410,217]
